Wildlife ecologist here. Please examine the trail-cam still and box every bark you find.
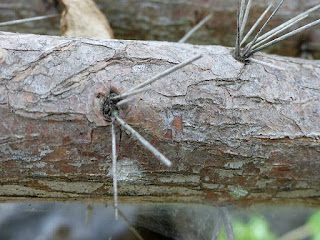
[0,0,319,58]
[0,32,320,206]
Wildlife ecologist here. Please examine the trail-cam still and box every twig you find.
[114,113,172,167]
[116,207,145,240]
[122,54,202,94]
[252,13,308,49]
[178,13,213,43]
[211,211,223,240]
[111,117,118,220]
[241,4,273,46]
[256,3,320,43]
[243,0,284,57]
[220,207,235,240]
[0,14,59,27]
[111,86,152,101]
[251,19,320,55]
[278,224,311,240]
[240,0,253,41]
[247,57,285,70]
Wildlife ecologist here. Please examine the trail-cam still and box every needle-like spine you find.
[120,54,202,95]
[240,0,252,41]
[114,113,172,167]
[116,97,136,107]
[241,4,273,46]
[111,116,118,220]
[116,207,145,240]
[178,13,213,43]
[251,14,308,49]
[112,86,152,101]
[243,0,284,57]
[251,19,320,55]
[0,14,59,27]
[247,57,285,70]
[235,0,242,58]
[256,3,320,43]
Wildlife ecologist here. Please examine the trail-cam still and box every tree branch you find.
[0,32,319,206]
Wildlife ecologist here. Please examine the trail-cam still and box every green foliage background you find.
[217,211,320,240]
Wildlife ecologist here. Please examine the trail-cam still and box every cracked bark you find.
[0,32,320,206]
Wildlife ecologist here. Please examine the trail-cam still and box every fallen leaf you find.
[0,48,7,63]
[59,0,113,39]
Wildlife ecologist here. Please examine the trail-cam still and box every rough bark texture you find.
[0,0,319,58]
[0,32,320,206]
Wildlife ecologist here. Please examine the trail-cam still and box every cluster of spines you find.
[107,54,202,220]
[234,1,320,67]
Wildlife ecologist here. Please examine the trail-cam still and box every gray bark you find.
[0,32,320,206]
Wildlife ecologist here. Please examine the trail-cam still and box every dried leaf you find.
[0,48,7,63]
[59,0,113,39]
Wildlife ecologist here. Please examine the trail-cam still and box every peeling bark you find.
[0,32,320,206]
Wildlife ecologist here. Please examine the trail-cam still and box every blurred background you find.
[0,202,319,240]
[0,0,319,58]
